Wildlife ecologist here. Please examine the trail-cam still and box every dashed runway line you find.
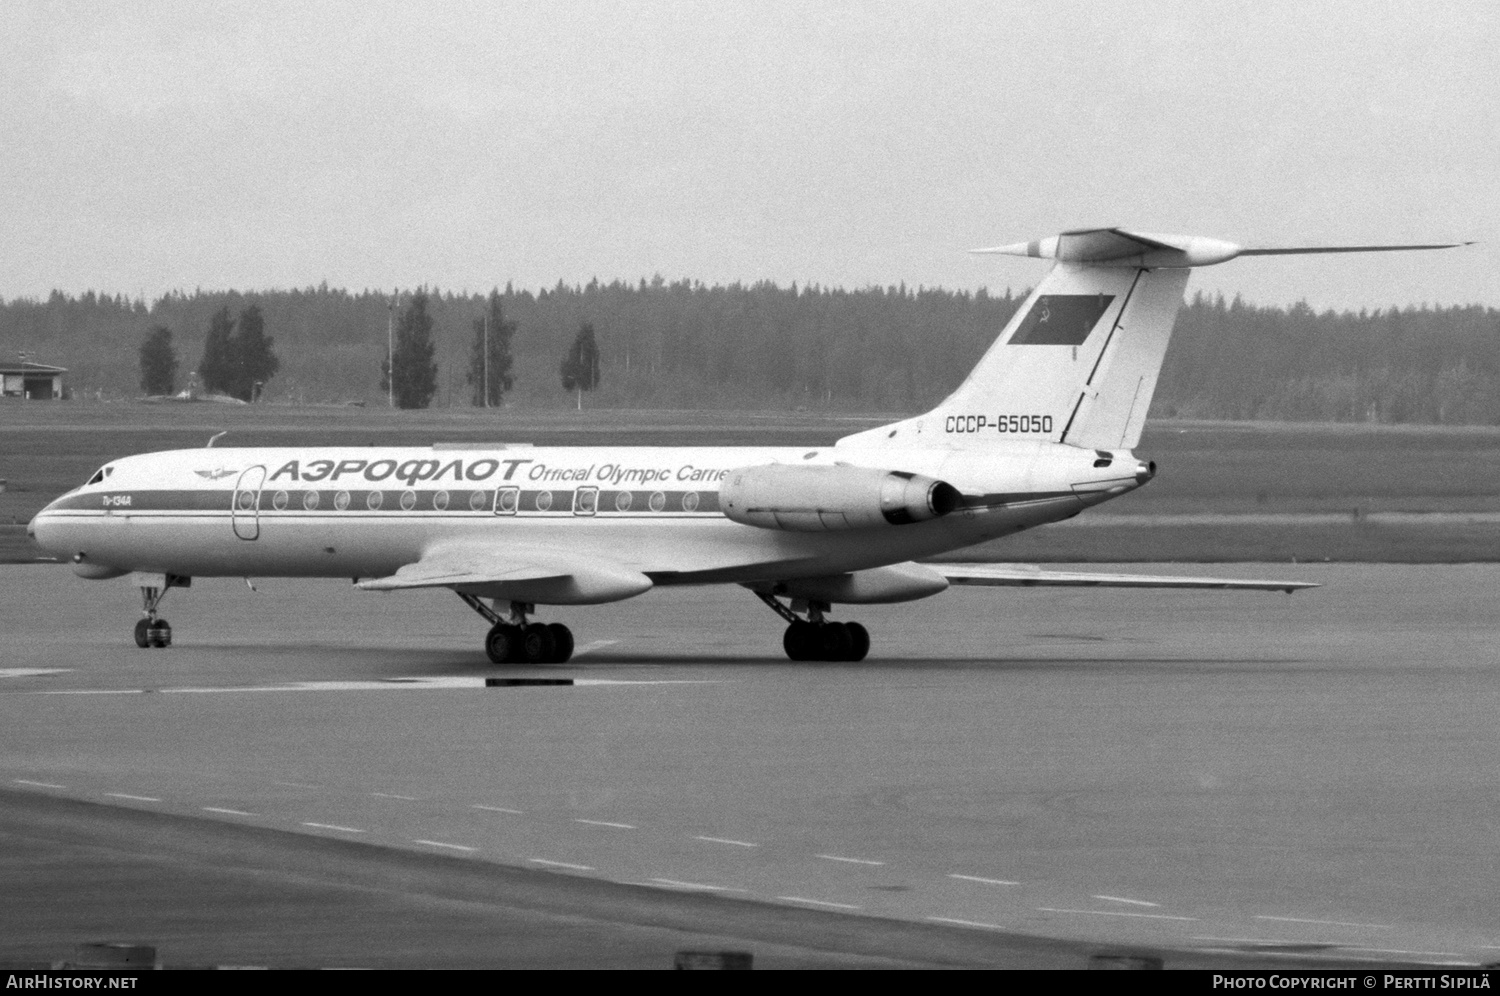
[778,896,862,911]
[371,792,417,801]
[816,853,884,866]
[272,780,321,790]
[528,858,594,872]
[1255,915,1393,929]
[1346,947,1470,959]
[1093,894,1160,907]
[948,873,1018,886]
[0,668,72,678]
[104,792,161,802]
[472,804,524,814]
[1037,907,1197,922]
[13,779,66,789]
[202,806,257,817]
[694,835,759,848]
[413,839,477,853]
[301,822,366,834]
[574,819,636,829]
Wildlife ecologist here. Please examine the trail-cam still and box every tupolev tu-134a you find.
[28,229,1468,663]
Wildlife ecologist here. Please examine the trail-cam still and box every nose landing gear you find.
[756,593,870,662]
[133,575,189,648]
[456,593,574,665]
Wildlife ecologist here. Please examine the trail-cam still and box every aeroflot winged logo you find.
[194,467,237,480]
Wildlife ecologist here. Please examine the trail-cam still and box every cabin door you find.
[231,465,267,540]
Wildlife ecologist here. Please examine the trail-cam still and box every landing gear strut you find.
[455,594,574,665]
[756,593,870,662]
[134,574,190,648]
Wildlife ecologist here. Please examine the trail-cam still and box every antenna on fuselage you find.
[207,431,227,448]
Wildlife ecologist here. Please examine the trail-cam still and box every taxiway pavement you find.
[3,562,1497,968]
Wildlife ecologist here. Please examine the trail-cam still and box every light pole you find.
[483,310,490,409]
[387,292,396,409]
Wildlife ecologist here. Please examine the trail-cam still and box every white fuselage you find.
[30,440,1150,596]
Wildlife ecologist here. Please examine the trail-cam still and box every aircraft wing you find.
[357,543,653,604]
[934,563,1316,594]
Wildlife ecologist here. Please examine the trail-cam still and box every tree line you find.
[3,282,1500,423]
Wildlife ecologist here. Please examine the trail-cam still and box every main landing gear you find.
[455,593,574,665]
[133,575,190,648]
[756,593,870,662]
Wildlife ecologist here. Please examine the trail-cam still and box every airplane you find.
[26,229,1467,663]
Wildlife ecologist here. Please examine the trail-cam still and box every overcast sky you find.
[2,0,1495,310]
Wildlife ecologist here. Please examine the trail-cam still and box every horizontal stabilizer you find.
[972,229,1470,269]
[1238,242,1473,255]
[933,563,1316,594]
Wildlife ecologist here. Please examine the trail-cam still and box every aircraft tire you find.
[134,619,151,648]
[820,622,853,662]
[783,621,814,661]
[522,623,556,665]
[149,619,172,648]
[485,624,518,665]
[547,623,574,664]
[845,622,870,662]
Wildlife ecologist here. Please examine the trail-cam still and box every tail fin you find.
[839,228,1470,452]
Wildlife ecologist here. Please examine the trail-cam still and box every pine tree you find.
[229,304,280,402]
[137,325,178,396]
[381,291,439,409]
[559,321,601,410]
[466,289,516,407]
[198,306,236,396]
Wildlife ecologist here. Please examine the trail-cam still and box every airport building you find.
[0,361,67,400]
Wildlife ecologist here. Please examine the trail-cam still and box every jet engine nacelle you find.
[720,463,962,532]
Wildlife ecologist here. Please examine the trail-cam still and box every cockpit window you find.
[86,466,114,486]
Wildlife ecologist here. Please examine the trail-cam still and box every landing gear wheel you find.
[148,619,172,648]
[134,619,151,648]
[819,622,853,662]
[547,623,574,663]
[485,623,520,665]
[783,620,815,661]
[521,623,556,664]
[845,622,870,662]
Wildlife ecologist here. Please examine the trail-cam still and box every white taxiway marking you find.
[817,854,884,866]
[1347,948,1470,959]
[472,805,524,815]
[301,822,365,833]
[574,819,636,829]
[37,677,722,695]
[13,779,66,789]
[1255,915,1392,929]
[1093,894,1160,907]
[203,807,257,817]
[694,835,759,848]
[0,668,72,678]
[104,793,160,802]
[528,858,593,872]
[777,896,862,910]
[1037,907,1197,922]
[647,878,746,893]
[948,873,1019,886]
[928,916,1007,930]
[371,792,416,801]
[414,839,477,853]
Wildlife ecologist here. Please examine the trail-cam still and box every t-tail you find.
[840,228,1470,451]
